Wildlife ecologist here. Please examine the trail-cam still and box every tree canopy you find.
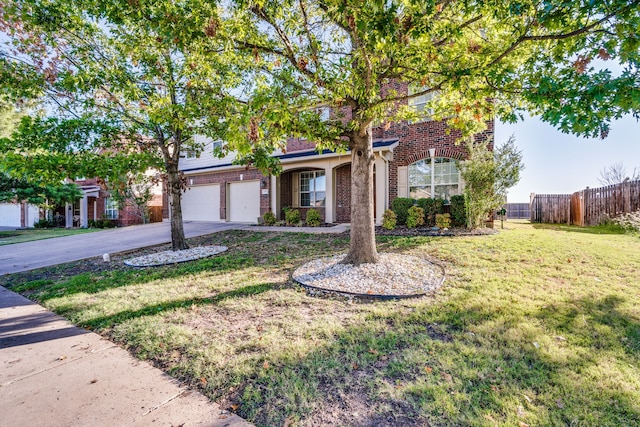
[1,0,638,261]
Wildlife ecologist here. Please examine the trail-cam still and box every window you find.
[104,198,119,219]
[409,158,461,201]
[408,85,437,122]
[317,106,330,122]
[300,171,326,207]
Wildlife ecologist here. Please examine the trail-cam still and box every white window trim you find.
[104,198,119,219]
[299,171,326,207]
[409,157,462,200]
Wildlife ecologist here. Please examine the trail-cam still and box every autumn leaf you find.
[424,366,433,374]
[230,404,239,412]
[368,348,379,355]
[597,48,611,60]
[263,361,270,369]
[200,377,208,386]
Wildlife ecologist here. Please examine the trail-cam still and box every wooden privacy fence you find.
[531,179,640,226]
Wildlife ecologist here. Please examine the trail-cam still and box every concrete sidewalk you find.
[0,286,252,427]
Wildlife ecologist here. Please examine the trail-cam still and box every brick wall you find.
[335,164,351,223]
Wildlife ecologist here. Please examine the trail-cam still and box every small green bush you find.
[450,195,466,227]
[102,219,117,228]
[263,211,277,226]
[436,213,451,229]
[34,219,53,228]
[391,197,414,225]
[305,209,321,227]
[407,205,425,228]
[285,208,300,226]
[382,209,397,230]
[417,198,445,226]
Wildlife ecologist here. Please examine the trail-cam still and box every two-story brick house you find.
[176,84,493,225]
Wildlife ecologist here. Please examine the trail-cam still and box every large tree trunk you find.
[166,164,188,251]
[344,128,379,265]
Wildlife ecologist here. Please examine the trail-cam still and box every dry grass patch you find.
[3,224,640,426]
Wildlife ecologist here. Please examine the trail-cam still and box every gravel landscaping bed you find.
[292,253,445,299]
[124,245,228,267]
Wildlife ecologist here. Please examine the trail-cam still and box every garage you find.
[0,203,39,228]
[181,184,220,221]
[228,180,261,223]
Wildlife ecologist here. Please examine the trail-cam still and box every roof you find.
[181,139,399,173]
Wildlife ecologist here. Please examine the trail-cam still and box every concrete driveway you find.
[0,221,247,275]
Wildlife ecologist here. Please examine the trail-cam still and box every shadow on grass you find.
[225,294,640,426]
[8,254,255,303]
[75,282,277,331]
[532,223,627,235]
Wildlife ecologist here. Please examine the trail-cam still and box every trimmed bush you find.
[305,209,321,227]
[391,197,414,225]
[285,208,300,226]
[263,211,277,226]
[417,198,445,226]
[450,195,466,227]
[407,205,425,228]
[436,213,451,229]
[34,219,53,228]
[382,209,397,230]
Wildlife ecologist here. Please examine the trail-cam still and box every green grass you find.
[2,223,640,426]
[0,227,99,245]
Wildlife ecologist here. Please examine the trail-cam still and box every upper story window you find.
[409,158,461,201]
[104,197,119,219]
[300,171,326,207]
[408,85,437,123]
[317,106,330,122]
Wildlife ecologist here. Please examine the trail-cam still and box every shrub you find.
[417,198,445,226]
[102,219,117,228]
[435,213,451,229]
[449,195,466,227]
[88,219,100,228]
[34,219,53,228]
[285,208,300,226]
[305,209,321,227]
[613,210,640,234]
[391,197,414,225]
[406,205,425,228]
[382,209,397,230]
[263,211,277,226]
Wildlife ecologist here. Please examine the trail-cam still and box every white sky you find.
[496,114,640,202]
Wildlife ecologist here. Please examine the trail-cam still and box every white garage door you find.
[0,203,21,227]
[228,181,260,223]
[181,184,220,222]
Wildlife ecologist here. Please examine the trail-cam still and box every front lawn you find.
[0,227,99,245]
[2,222,639,426]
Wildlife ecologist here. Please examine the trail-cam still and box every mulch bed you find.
[375,226,499,237]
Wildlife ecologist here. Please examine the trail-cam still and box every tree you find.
[0,172,83,226]
[222,0,639,265]
[0,0,242,250]
[598,162,640,186]
[461,136,524,229]
[107,172,161,224]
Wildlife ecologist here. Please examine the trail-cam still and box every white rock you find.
[103,253,111,263]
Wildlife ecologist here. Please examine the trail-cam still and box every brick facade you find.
[176,80,494,224]
[335,164,351,223]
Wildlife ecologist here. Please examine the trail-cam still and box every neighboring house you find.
[0,202,39,228]
[51,177,162,228]
[175,83,494,224]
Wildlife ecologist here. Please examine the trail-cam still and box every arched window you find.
[408,158,461,200]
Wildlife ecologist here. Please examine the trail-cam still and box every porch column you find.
[270,175,279,217]
[324,166,334,223]
[80,194,89,228]
[374,156,387,226]
[65,203,73,228]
